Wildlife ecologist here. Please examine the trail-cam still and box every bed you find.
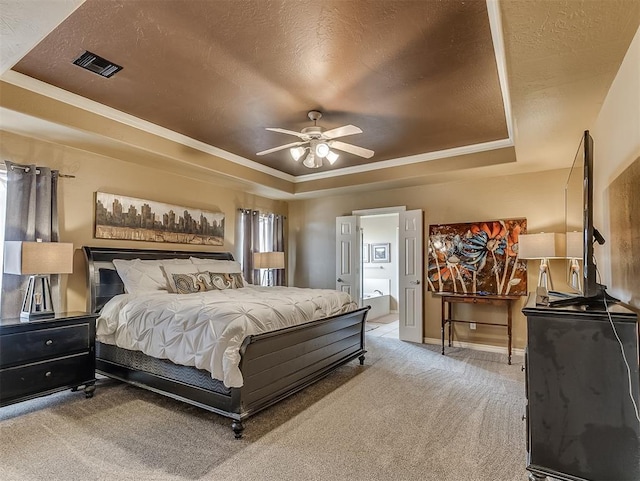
[83,246,369,438]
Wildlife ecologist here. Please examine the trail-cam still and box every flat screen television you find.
[551,130,616,307]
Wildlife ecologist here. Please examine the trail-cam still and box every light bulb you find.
[315,142,330,158]
[290,146,306,161]
[326,150,339,165]
[302,152,316,168]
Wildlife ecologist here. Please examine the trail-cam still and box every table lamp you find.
[566,231,583,292]
[253,251,285,286]
[518,233,564,290]
[4,240,74,319]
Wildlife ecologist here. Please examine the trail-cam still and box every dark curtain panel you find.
[238,209,261,285]
[271,214,286,286]
[2,161,59,318]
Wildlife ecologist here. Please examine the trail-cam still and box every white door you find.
[398,209,423,342]
[336,216,361,305]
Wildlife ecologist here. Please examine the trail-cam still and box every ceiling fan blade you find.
[322,124,362,139]
[265,127,307,139]
[256,141,306,156]
[330,140,374,159]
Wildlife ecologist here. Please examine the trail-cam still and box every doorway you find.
[361,213,399,337]
[336,207,423,343]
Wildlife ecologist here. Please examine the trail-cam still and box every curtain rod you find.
[7,164,75,178]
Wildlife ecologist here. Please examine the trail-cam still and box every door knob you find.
[410,280,421,285]
[337,278,344,283]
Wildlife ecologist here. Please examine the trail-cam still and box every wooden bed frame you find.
[83,246,369,438]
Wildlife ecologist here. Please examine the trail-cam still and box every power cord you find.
[595,263,640,423]
[603,297,640,423]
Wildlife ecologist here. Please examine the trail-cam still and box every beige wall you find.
[593,26,640,310]
[289,168,571,349]
[0,130,287,312]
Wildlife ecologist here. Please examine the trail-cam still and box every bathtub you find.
[362,292,390,320]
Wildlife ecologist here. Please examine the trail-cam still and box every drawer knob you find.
[45,371,52,378]
[45,339,53,346]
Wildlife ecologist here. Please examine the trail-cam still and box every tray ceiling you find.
[11,0,508,177]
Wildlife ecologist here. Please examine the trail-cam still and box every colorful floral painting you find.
[427,219,527,296]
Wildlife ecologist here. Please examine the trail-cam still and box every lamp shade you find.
[566,231,583,259]
[4,241,74,275]
[253,251,285,269]
[518,233,565,259]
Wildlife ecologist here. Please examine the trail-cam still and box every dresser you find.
[0,312,97,407]
[522,297,639,481]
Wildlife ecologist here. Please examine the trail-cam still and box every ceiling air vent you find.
[72,51,122,78]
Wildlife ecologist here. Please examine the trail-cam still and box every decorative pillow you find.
[171,272,216,294]
[160,264,206,293]
[209,272,244,290]
[112,258,191,294]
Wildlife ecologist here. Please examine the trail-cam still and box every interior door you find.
[398,209,423,342]
[335,215,361,305]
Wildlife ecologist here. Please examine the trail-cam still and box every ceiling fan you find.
[256,111,374,168]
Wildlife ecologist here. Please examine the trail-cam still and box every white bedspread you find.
[97,286,357,388]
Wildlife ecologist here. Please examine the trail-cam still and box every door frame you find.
[349,206,424,342]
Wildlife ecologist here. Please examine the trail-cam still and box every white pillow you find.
[112,258,191,294]
[160,263,204,293]
[189,257,242,274]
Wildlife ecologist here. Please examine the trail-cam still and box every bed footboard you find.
[237,306,369,418]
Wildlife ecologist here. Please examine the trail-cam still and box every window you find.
[258,213,274,252]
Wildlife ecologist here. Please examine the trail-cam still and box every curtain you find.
[237,209,286,286]
[1,161,60,318]
[237,209,260,285]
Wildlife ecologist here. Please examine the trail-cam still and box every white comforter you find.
[97,286,357,388]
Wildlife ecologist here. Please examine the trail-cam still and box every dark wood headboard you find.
[83,246,235,314]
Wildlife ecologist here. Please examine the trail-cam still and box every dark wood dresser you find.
[522,296,639,481]
[0,312,97,407]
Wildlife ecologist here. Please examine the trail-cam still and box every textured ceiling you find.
[1,1,638,197]
[11,0,507,176]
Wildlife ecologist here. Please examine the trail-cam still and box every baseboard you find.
[423,337,525,357]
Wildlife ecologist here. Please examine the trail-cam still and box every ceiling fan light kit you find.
[326,150,339,165]
[256,110,374,169]
[290,146,306,161]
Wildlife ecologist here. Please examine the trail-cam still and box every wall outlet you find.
[470,322,477,330]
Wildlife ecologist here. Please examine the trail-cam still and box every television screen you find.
[561,130,605,302]
[565,134,586,294]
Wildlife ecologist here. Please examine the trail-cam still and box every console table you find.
[437,293,520,364]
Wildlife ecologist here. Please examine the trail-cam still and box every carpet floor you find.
[0,336,528,481]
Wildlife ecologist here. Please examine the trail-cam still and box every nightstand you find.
[0,311,97,407]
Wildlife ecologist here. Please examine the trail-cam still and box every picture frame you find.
[362,243,370,263]
[427,218,527,295]
[371,243,390,263]
[94,192,225,245]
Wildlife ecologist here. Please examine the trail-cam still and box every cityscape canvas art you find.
[95,192,224,245]
[427,218,527,296]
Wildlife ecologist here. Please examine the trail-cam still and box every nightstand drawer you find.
[0,352,93,403]
[0,324,90,368]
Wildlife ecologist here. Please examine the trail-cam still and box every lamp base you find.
[20,275,55,321]
[537,258,553,291]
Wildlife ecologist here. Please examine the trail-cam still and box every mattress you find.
[97,286,357,388]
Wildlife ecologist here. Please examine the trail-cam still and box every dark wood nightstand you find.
[0,311,97,407]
